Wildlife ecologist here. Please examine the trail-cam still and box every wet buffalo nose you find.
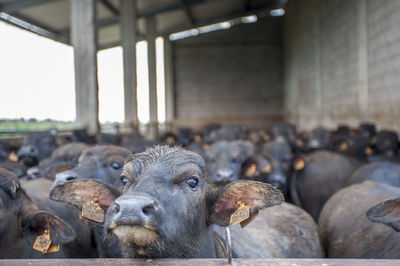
[27,167,41,179]
[110,196,156,227]
[54,171,78,186]
[216,169,234,178]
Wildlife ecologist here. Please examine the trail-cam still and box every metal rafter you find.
[181,0,196,26]
[99,0,120,17]
[0,11,69,44]
[163,2,283,36]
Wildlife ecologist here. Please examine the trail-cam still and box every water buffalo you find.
[319,181,400,258]
[204,141,254,185]
[291,150,362,220]
[0,168,95,258]
[50,146,322,259]
[54,145,131,187]
[27,142,89,180]
[17,132,57,167]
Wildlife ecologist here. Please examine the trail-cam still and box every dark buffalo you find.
[358,123,376,139]
[319,181,400,258]
[204,140,254,185]
[374,130,399,157]
[0,161,27,177]
[121,133,158,154]
[27,142,89,180]
[307,128,332,151]
[272,122,297,151]
[204,124,248,143]
[261,137,293,175]
[241,154,288,198]
[54,145,131,187]
[53,145,131,257]
[0,168,96,258]
[51,146,322,258]
[332,134,371,160]
[347,161,400,187]
[291,150,362,220]
[0,140,11,161]
[96,133,120,145]
[17,132,57,167]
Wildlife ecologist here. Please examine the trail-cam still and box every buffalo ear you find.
[50,179,120,211]
[366,198,400,232]
[22,211,76,244]
[208,180,284,227]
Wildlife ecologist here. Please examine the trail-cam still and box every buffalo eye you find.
[111,162,122,170]
[232,157,241,163]
[186,177,199,191]
[120,175,128,186]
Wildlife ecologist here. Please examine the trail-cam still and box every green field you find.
[0,119,74,131]
[0,119,74,139]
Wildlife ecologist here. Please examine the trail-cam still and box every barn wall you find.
[172,17,283,130]
[284,0,400,132]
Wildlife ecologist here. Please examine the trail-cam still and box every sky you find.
[0,20,165,124]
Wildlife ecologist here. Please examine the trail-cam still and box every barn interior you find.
[2,0,397,138]
[2,0,400,264]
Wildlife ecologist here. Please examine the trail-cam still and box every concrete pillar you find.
[146,16,158,139]
[121,0,138,133]
[164,37,175,131]
[358,0,368,122]
[70,0,99,135]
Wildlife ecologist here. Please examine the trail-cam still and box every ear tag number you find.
[33,229,52,254]
[81,198,105,223]
[230,201,250,226]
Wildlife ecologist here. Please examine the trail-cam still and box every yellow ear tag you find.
[245,164,257,177]
[166,136,175,144]
[8,151,18,162]
[46,244,60,254]
[33,230,52,254]
[230,201,250,226]
[81,198,105,223]
[339,142,348,151]
[365,146,373,155]
[294,159,305,171]
[261,164,272,174]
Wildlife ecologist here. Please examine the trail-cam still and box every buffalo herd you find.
[1,122,400,259]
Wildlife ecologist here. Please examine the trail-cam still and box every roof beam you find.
[99,0,120,17]
[0,0,61,13]
[181,0,196,26]
[61,0,209,35]
[164,3,283,36]
[0,11,69,44]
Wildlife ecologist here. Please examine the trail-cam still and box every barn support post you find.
[164,37,175,131]
[70,0,99,135]
[121,0,139,133]
[146,16,158,139]
[358,0,368,122]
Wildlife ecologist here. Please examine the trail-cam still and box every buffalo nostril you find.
[30,147,35,153]
[142,204,154,215]
[112,202,120,214]
[66,176,76,181]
